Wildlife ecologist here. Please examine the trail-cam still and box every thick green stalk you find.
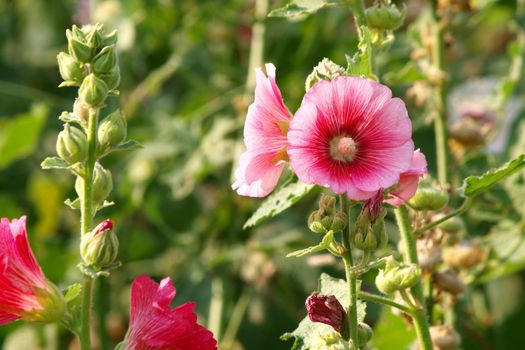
[350,0,367,37]
[341,196,358,350]
[430,3,449,186]
[79,108,99,350]
[395,206,433,350]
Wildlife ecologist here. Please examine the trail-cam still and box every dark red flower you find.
[305,292,346,332]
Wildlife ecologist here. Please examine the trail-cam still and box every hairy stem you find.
[79,108,99,350]
[341,196,358,349]
[357,291,414,316]
[430,2,449,185]
[350,0,367,37]
[395,206,433,350]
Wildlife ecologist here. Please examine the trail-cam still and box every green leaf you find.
[286,231,334,257]
[243,179,315,229]
[41,156,69,170]
[0,104,48,169]
[460,154,525,198]
[371,308,415,350]
[268,0,347,18]
[346,27,376,80]
[64,283,82,303]
[101,140,143,158]
[281,273,366,349]
[65,198,81,210]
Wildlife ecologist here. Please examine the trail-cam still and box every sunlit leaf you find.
[460,154,525,198]
[286,231,334,257]
[268,0,348,18]
[244,178,315,229]
[41,156,69,170]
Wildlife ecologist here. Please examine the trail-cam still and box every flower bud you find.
[21,282,66,323]
[429,325,461,350]
[80,219,119,268]
[375,257,421,295]
[75,162,113,204]
[442,241,484,269]
[101,29,118,47]
[416,239,442,270]
[73,98,90,123]
[306,292,347,335]
[100,66,121,91]
[356,323,373,347]
[319,194,337,214]
[305,58,346,91]
[365,4,406,31]
[309,210,327,234]
[85,25,103,49]
[352,207,387,251]
[56,123,88,164]
[92,45,116,74]
[68,37,92,63]
[434,270,465,295]
[79,74,109,107]
[330,212,347,232]
[57,52,85,83]
[408,181,449,211]
[98,110,127,148]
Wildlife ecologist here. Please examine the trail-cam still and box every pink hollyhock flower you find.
[385,150,428,206]
[122,275,217,350]
[305,292,346,332]
[232,63,292,197]
[287,77,414,200]
[0,216,65,324]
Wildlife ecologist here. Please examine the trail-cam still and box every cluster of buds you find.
[308,194,347,234]
[305,59,346,91]
[375,257,421,295]
[351,191,388,252]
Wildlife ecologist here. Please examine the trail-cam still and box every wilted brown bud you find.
[434,270,465,295]
[443,241,484,269]
[429,324,461,350]
[417,239,442,270]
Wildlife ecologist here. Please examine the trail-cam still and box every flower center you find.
[330,136,357,162]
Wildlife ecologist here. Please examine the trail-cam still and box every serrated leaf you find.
[268,0,347,18]
[243,179,315,229]
[41,156,69,170]
[460,154,525,198]
[281,273,366,349]
[287,231,334,257]
[346,27,376,80]
[64,283,82,303]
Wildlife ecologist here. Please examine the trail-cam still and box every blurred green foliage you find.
[0,0,525,349]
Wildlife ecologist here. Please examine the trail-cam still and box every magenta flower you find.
[232,63,292,197]
[385,150,428,206]
[123,275,217,350]
[0,216,65,324]
[287,77,414,200]
[305,292,346,332]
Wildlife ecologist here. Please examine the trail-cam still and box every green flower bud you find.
[365,4,406,31]
[100,66,121,91]
[308,210,327,234]
[56,123,88,164]
[305,58,346,91]
[101,29,118,47]
[68,37,92,63]
[85,26,103,49]
[408,182,449,211]
[57,52,85,83]
[79,74,109,107]
[330,211,347,232]
[319,193,337,214]
[75,162,113,204]
[356,323,373,347]
[375,257,421,294]
[21,282,66,323]
[98,110,127,148]
[92,45,116,74]
[80,219,119,268]
[352,208,387,251]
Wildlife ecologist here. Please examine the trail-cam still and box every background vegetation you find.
[0,0,525,349]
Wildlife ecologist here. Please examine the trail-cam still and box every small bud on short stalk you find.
[98,110,127,149]
[80,219,119,268]
[76,162,113,205]
[408,181,449,211]
[68,38,92,63]
[100,66,121,91]
[92,45,116,74]
[56,123,88,164]
[79,74,109,107]
[57,52,85,83]
[375,257,421,295]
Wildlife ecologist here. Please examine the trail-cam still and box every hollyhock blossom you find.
[122,275,217,350]
[385,150,427,206]
[305,292,346,332]
[232,63,292,197]
[0,216,65,324]
[287,76,414,200]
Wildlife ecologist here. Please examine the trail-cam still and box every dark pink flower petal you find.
[125,275,217,350]
[306,292,346,332]
[385,150,428,206]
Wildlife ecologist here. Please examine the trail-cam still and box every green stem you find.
[395,206,433,350]
[350,0,367,38]
[413,198,471,236]
[341,196,358,350]
[220,287,253,350]
[430,2,449,186]
[357,291,414,316]
[79,108,99,350]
